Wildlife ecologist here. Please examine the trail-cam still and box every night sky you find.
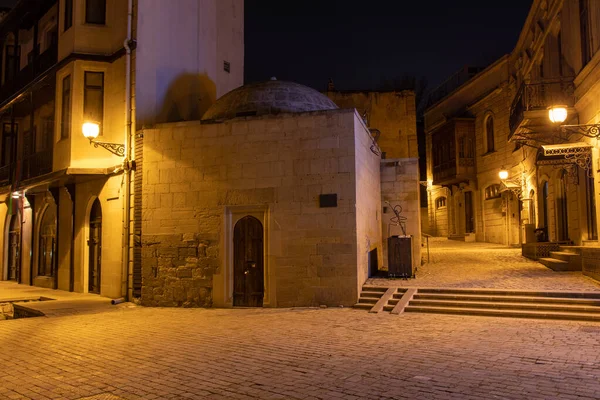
[245,0,532,93]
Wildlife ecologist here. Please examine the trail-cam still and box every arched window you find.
[485,184,501,200]
[38,201,57,277]
[485,115,495,153]
[435,197,447,209]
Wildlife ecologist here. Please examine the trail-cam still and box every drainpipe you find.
[122,0,134,299]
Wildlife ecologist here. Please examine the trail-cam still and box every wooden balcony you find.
[509,77,575,137]
[22,149,53,181]
[0,41,57,106]
[431,119,476,186]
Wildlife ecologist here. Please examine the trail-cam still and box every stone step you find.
[413,293,600,305]
[359,291,386,299]
[416,288,600,299]
[360,286,388,293]
[550,251,580,262]
[410,299,600,314]
[353,302,374,310]
[539,257,578,271]
[404,305,600,322]
[355,297,378,305]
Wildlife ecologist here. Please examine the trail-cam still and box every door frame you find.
[215,205,271,308]
[83,195,100,293]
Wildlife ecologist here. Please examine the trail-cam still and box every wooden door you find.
[557,170,569,241]
[233,216,264,307]
[88,199,102,294]
[7,214,20,281]
[464,191,474,233]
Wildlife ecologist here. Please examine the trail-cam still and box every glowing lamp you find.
[548,106,568,124]
[82,122,100,140]
[499,169,509,180]
[11,192,20,199]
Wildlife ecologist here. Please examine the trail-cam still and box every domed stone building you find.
[139,79,386,307]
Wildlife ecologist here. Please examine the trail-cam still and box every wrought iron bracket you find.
[89,139,125,157]
[560,124,600,139]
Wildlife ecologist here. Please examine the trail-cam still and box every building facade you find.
[424,0,600,281]
[0,0,244,299]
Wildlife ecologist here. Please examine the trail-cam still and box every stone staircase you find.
[539,245,582,271]
[355,285,600,321]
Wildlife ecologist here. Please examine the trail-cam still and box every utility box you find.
[388,235,413,278]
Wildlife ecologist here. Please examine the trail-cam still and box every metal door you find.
[88,199,102,294]
[7,214,19,281]
[233,216,264,307]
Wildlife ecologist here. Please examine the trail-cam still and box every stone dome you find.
[201,79,338,121]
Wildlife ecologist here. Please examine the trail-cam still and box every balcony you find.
[509,77,575,137]
[0,41,57,106]
[22,149,52,181]
[431,119,476,186]
[0,164,10,186]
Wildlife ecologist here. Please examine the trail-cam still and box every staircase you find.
[355,285,600,321]
[539,246,582,271]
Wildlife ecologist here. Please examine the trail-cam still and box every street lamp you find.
[82,122,125,157]
[498,168,509,180]
[548,105,600,138]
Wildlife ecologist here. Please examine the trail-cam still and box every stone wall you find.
[380,159,421,271]
[582,248,600,282]
[140,109,381,307]
[326,91,417,159]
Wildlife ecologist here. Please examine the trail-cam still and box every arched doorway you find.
[233,216,264,307]
[38,202,57,277]
[7,213,20,281]
[88,199,102,294]
[557,170,569,241]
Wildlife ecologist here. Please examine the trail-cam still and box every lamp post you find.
[82,122,126,157]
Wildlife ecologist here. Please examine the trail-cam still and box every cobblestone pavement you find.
[1,306,600,399]
[367,238,600,291]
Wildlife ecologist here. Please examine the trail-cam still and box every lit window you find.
[436,197,447,209]
[485,184,501,200]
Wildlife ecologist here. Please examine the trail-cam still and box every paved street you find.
[368,238,600,291]
[1,301,600,400]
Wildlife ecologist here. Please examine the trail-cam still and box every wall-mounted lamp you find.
[11,191,21,199]
[82,121,125,157]
[498,168,509,180]
[548,105,600,138]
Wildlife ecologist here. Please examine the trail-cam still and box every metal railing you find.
[22,149,52,180]
[509,77,575,134]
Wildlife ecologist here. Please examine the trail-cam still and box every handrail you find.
[421,233,431,263]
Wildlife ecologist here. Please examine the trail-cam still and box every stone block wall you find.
[326,91,417,159]
[140,109,380,307]
[582,248,600,282]
[381,159,421,270]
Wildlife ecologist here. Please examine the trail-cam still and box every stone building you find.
[140,80,383,307]
[0,0,243,299]
[424,0,600,282]
[0,0,420,307]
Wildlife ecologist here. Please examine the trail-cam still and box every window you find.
[61,75,71,139]
[64,0,73,31]
[580,0,591,66]
[1,123,16,166]
[485,184,501,200]
[38,202,57,277]
[485,115,495,153]
[86,0,106,25]
[84,71,104,132]
[436,197,447,209]
[4,44,20,82]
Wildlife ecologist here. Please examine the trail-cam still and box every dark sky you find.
[245,0,532,92]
